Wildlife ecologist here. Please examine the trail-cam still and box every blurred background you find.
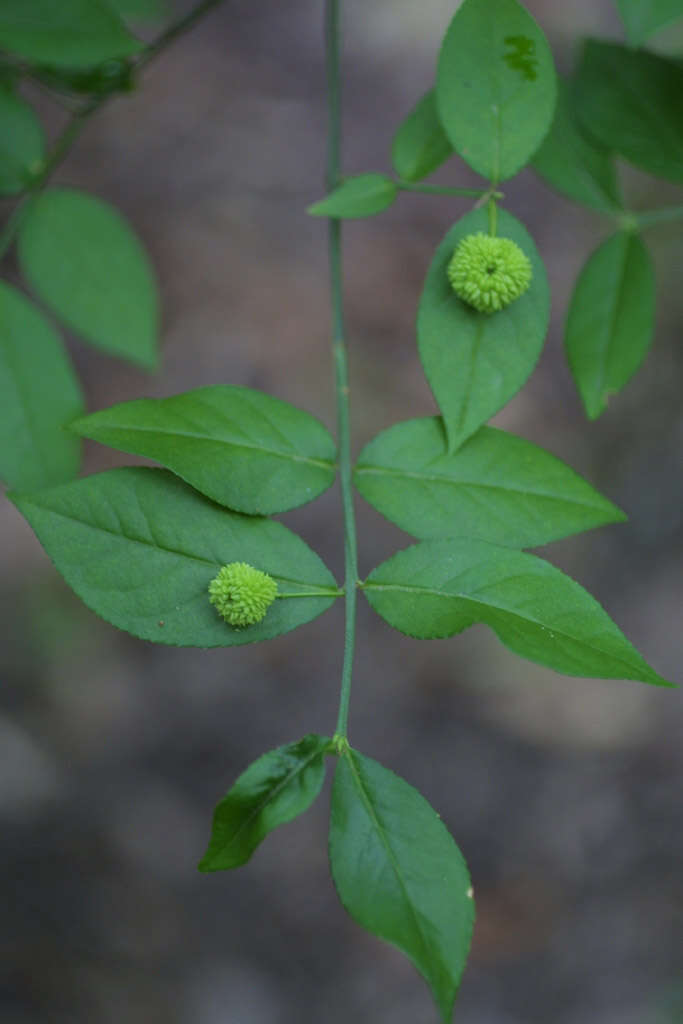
[1,1,682,1021]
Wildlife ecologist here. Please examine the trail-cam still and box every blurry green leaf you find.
[417,207,549,453]
[329,746,474,1023]
[532,78,621,213]
[72,386,337,515]
[0,282,83,490]
[565,232,655,419]
[0,0,142,68]
[199,734,331,872]
[436,0,556,182]
[0,88,44,195]
[18,188,159,369]
[10,468,340,647]
[29,60,135,97]
[354,417,625,547]
[364,539,672,686]
[308,174,397,219]
[391,89,453,183]
[574,40,683,184]
[615,0,683,46]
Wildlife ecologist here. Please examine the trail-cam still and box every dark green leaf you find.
[565,232,655,420]
[532,78,621,213]
[354,417,625,547]
[364,539,672,686]
[574,40,683,185]
[308,174,397,219]
[436,0,556,182]
[0,0,142,68]
[71,386,337,515]
[0,283,83,490]
[18,188,159,369]
[417,207,549,453]
[9,468,340,647]
[329,747,474,1023]
[391,89,453,183]
[199,734,331,872]
[0,88,45,195]
[616,0,683,46]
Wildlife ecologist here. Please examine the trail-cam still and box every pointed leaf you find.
[18,188,159,369]
[9,468,340,647]
[354,417,625,547]
[329,747,474,1023]
[199,734,331,871]
[0,283,83,491]
[565,232,655,420]
[417,207,549,453]
[0,0,142,68]
[391,89,453,183]
[308,174,397,219]
[0,88,45,196]
[436,0,556,183]
[71,386,337,515]
[615,0,683,46]
[363,539,672,686]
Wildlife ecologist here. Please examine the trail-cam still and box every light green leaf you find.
[0,283,83,491]
[0,0,142,68]
[616,0,683,46]
[436,0,556,182]
[0,88,45,196]
[18,188,159,369]
[565,232,655,420]
[9,468,340,647]
[199,734,331,872]
[532,78,621,213]
[391,89,453,183]
[71,386,337,515]
[308,174,397,219]
[354,417,625,547]
[574,40,683,185]
[329,746,474,1023]
[417,207,549,453]
[363,539,672,686]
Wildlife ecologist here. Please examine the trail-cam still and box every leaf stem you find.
[326,0,358,740]
[397,180,503,200]
[630,204,683,230]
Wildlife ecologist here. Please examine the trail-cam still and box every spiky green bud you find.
[208,562,278,627]
[447,232,532,313]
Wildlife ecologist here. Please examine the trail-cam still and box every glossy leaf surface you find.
[10,468,339,647]
[417,207,549,453]
[199,735,330,871]
[354,417,624,547]
[18,188,159,369]
[391,89,453,183]
[565,232,655,419]
[0,88,45,196]
[436,0,556,182]
[0,0,142,68]
[71,386,337,515]
[0,283,83,490]
[364,539,672,686]
[616,0,683,45]
[308,174,397,219]
[329,747,474,1023]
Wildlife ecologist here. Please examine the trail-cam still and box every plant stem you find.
[135,0,228,71]
[326,0,358,741]
[397,180,503,200]
[633,204,683,229]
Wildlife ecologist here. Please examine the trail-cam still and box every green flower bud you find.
[208,562,278,627]
[447,232,532,313]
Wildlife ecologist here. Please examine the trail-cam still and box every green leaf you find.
[71,386,337,515]
[18,188,159,369]
[9,467,340,647]
[391,89,453,183]
[307,174,397,219]
[0,0,142,68]
[574,40,683,185]
[531,78,621,213]
[417,207,549,453]
[565,232,655,420]
[615,0,683,46]
[199,734,331,872]
[0,283,83,491]
[436,0,557,183]
[363,539,672,686]
[0,88,45,196]
[329,747,474,1023]
[354,417,625,548]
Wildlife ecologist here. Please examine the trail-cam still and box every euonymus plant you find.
[1,0,681,1018]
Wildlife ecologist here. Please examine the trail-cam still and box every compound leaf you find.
[391,89,453,183]
[0,88,45,196]
[615,0,683,46]
[0,0,142,68]
[308,174,397,219]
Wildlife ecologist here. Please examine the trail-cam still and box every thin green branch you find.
[632,204,683,230]
[135,0,229,71]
